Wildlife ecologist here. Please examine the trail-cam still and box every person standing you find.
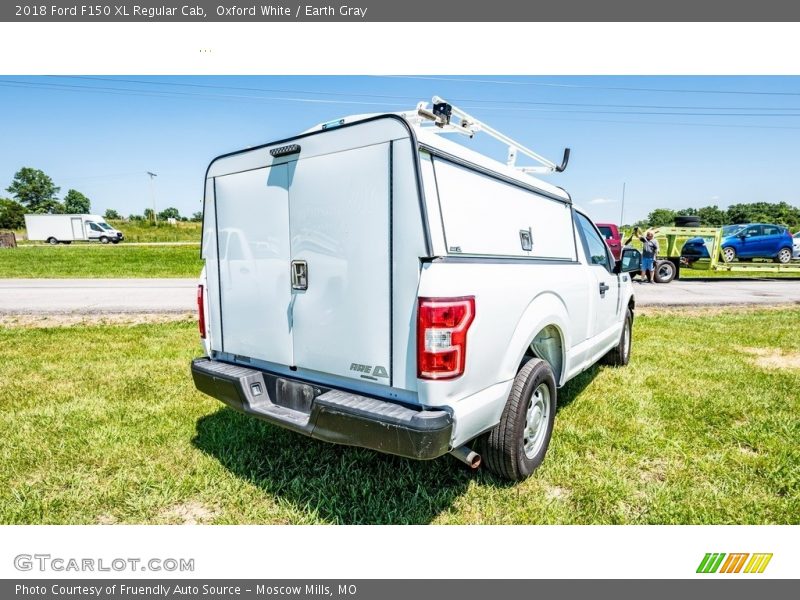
[637,227,659,283]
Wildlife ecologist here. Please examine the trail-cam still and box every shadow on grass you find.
[193,367,601,523]
[557,365,601,412]
[193,408,474,524]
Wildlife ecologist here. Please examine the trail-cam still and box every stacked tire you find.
[674,215,701,227]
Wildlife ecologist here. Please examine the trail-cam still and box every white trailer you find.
[24,214,124,244]
[191,98,641,480]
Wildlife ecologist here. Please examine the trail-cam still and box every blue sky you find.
[1,75,799,224]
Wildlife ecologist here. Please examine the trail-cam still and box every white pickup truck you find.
[191,100,641,480]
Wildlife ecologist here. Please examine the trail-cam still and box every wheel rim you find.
[723,248,735,262]
[657,263,673,279]
[778,249,791,263]
[523,383,551,459]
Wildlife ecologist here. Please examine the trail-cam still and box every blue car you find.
[681,223,795,264]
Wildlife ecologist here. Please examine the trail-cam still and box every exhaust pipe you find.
[450,446,481,469]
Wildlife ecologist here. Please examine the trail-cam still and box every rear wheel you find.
[653,260,676,283]
[480,358,557,481]
[722,246,736,262]
[603,308,633,367]
[776,247,792,264]
[47,237,58,245]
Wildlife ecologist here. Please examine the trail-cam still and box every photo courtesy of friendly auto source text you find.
[0,0,798,591]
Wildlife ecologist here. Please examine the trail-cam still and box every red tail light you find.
[197,284,206,339]
[417,296,475,380]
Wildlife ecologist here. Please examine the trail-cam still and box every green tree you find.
[104,209,121,220]
[143,208,155,223]
[190,211,203,222]
[697,205,726,227]
[6,167,63,214]
[0,198,26,229]
[645,208,677,227]
[63,189,91,214]
[128,214,144,221]
[158,207,181,221]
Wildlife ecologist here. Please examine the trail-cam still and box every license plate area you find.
[274,378,321,414]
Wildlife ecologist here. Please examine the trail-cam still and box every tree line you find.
[631,202,800,231]
[0,167,200,229]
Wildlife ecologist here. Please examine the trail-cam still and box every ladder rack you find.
[402,96,570,175]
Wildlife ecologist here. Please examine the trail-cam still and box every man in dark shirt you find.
[623,227,660,283]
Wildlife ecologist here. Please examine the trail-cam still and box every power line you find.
[3,78,800,130]
[52,75,800,112]
[377,75,800,97]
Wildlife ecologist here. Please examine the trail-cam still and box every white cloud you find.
[589,197,617,205]
[711,195,720,200]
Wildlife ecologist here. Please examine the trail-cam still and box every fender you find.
[500,291,571,387]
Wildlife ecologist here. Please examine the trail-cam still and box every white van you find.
[191,101,641,480]
[24,214,124,244]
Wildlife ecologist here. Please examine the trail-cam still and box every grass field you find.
[0,245,202,278]
[13,220,201,244]
[1,307,798,525]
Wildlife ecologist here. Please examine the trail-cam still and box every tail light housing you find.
[417,296,475,380]
[197,284,206,339]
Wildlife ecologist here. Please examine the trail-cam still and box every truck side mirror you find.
[615,247,642,274]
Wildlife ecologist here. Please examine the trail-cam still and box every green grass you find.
[0,244,202,278]
[1,308,798,525]
[12,220,201,244]
[680,264,800,279]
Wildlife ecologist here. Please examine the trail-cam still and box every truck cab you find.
[191,101,640,481]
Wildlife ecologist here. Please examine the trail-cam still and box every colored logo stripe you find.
[719,553,749,573]
[744,553,773,574]
[697,553,726,573]
[697,553,772,574]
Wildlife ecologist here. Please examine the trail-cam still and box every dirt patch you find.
[638,457,668,483]
[159,501,218,525]
[0,312,195,329]
[96,514,117,525]
[544,485,570,501]
[741,347,800,370]
[737,444,759,456]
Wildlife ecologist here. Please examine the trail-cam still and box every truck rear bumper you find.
[191,357,453,460]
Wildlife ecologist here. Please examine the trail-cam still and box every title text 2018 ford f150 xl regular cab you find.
[191,100,641,481]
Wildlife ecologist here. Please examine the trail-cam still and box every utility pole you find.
[619,182,626,226]
[147,171,158,224]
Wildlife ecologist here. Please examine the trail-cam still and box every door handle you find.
[291,260,308,291]
[599,282,610,297]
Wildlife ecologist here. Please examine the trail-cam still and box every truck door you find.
[575,213,620,346]
[214,165,294,366]
[70,217,84,239]
[288,142,392,385]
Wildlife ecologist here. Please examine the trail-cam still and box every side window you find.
[598,226,614,240]
[576,213,612,271]
[745,225,762,237]
[762,225,779,236]
[89,223,103,232]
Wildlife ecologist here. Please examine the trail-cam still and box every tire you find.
[775,247,792,264]
[47,237,58,245]
[722,246,736,262]
[480,358,557,481]
[99,236,110,244]
[111,238,120,244]
[653,260,676,284]
[675,215,701,227]
[603,308,633,367]
[62,241,72,245]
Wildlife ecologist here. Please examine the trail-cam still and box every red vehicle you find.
[596,222,623,260]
